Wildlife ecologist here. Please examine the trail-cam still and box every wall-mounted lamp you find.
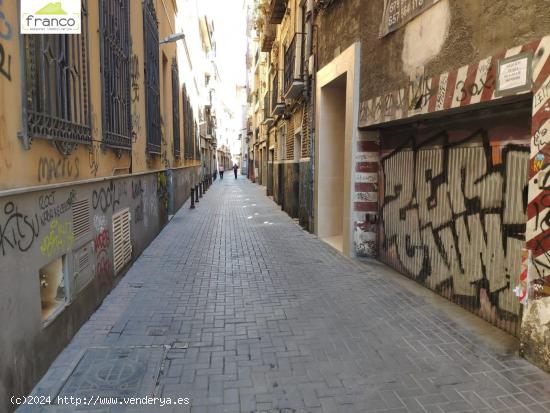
[159,32,185,45]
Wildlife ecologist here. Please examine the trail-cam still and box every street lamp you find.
[159,32,185,45]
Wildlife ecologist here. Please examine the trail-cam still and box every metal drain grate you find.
[56,347,164,402]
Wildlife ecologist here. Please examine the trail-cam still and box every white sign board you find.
[496,53,532,97]
[21,0,81,34]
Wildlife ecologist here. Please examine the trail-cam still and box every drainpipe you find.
[304,0,315,232]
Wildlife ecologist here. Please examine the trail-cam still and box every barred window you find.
[194,121,199,160]
[100,0,132,149]
[143,0,161,155]
[183,86,193,159]
[171,59,181,158]
[23,1,91,147]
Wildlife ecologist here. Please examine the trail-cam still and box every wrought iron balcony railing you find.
[268,0,287,24]
[260,16,276,52]
[284,32,305,100]
[271,72,285,117]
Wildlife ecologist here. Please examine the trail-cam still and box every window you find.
[100,0,132,149]
[23,1,91,148]
[172,59,181,157]
[182,86,194,159]
[143,0,161,154]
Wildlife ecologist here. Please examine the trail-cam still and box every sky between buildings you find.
[200,0,248,157]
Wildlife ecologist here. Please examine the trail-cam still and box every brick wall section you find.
[286,116,294,160]
[316,0,361,70]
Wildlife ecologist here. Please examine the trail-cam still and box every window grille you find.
[22,1,91,147]
[100,0,132,149]
[183,86,194,159]
[171,59,181,157]
[143,0,161,155]
[194,121,199,160]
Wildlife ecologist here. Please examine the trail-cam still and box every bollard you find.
[199,182,203,198]
[203,178,207,193]
[195,185,200,203]
[190,188,195,209]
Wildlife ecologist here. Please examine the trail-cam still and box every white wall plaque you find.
[496,53,532,97]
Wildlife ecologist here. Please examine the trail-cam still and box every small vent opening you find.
[72,199,91,240]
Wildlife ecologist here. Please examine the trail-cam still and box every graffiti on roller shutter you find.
[380,128,529,322]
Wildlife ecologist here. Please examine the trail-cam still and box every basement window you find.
[39,256,69,324]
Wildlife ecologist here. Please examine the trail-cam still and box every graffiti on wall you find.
[380,128,529,330]
[93,214,106,232]
[0,201,40,255]
[38,156,80,183]
[93,228,112,290]
[130,53,141,142]
[359,40,546,128]
[40,219,74,257]
[160,118,170,168]
[92,181,127,213]
[130,53,140,103]
[527,123,550,299]
[0,2,12,81]
[157,172,168,213]
[89,142,100,177]
[38,190,76,226]
[0,43,10,80]
[0,115,12,174]
[132,179,146,225]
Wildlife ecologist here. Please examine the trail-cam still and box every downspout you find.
[304,0,315,232]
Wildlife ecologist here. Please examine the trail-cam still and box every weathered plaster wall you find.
[521,298,550,373]
[316,0,361,70]
[360,0,550,103]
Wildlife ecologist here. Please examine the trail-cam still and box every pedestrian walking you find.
[219,165,224,180]
[233,164,239,179]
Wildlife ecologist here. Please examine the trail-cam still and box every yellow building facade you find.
[0,1,210,408]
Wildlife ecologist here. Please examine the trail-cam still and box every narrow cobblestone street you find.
[23,178,550,413]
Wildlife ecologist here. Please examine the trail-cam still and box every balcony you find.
[260,16,276,52]
[263,92,274,127]
[283,32,305,100]
[268,0,287,24]
[271,72,285,117]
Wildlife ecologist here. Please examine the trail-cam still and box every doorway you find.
[317,74,347,252]
[315,43,360,256]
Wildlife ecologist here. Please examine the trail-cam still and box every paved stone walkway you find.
[22,177,550,413]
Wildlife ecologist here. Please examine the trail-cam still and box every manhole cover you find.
[56,347,164,402]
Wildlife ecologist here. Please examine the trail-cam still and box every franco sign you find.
[379,0,441,38]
